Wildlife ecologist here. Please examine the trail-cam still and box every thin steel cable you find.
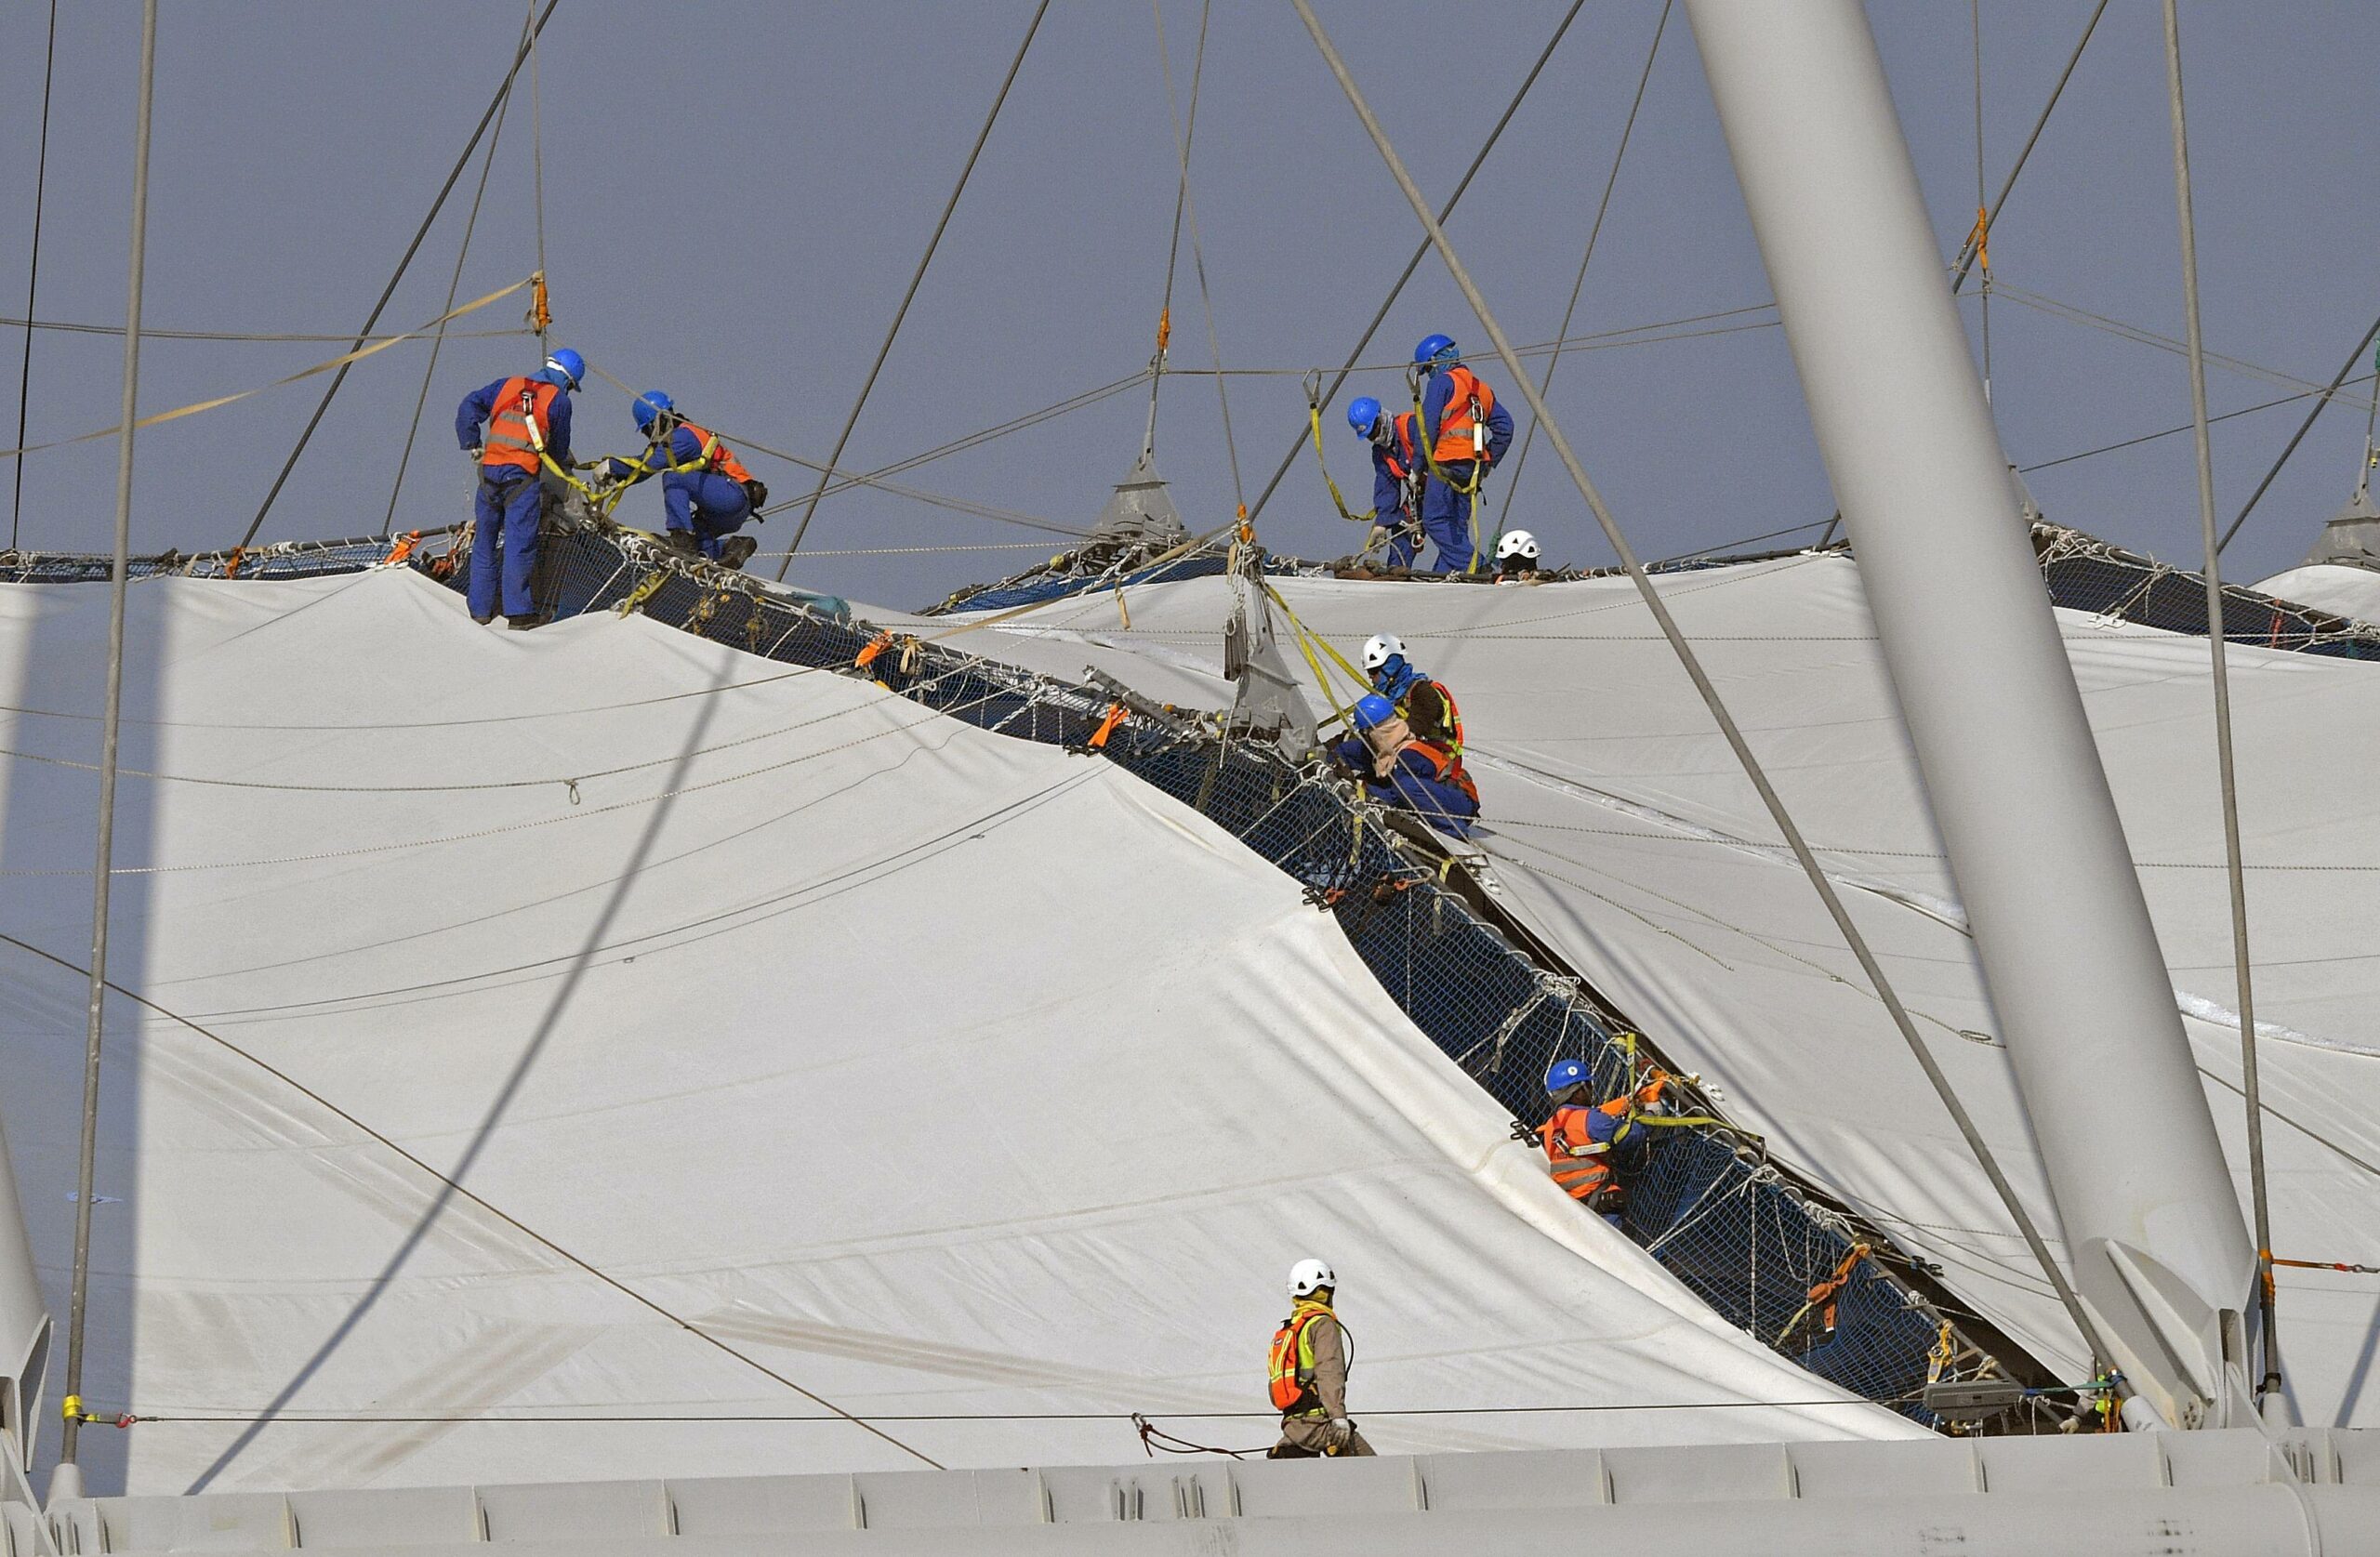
[2162,0,2278,1405]
[1492,0,1671,544]
[1972,0,1991,403]
[2021,376,2379,475]
[1242,0,1591,531]
[1291,0,2108,1378]
[1,318,527,344]
[1153,0,1243,512]
[61,0,157,1474]
[2217,314,2380,554]
[7,0,59,552]
[1141,0,1196,459]
[378,8,525,538]
[777,1,1051,573]
[528,0,549,354]
[1949,0,2109,294]
[0,930,941,1469]
[235,0,561,555]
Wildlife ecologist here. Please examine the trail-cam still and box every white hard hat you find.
[1288,1258,1336,1299]
[1495,528,1540,562]
[1360,633,1404,674]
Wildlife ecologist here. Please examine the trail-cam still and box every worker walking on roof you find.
[1360,633,1462,754]
[599,390,769,570]
[1330,693,1479,838]
[1540,1056,1672,1226]
[1345,395,1424,568]
[456,348,583,627]
[1267,1260,1374,1458]
[1411,335,1514,574]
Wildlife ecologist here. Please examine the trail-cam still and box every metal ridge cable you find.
[777,0,1052,573]
[7,0,59,551]
[1153,0,1244,513]
[1290,0,2108,1377]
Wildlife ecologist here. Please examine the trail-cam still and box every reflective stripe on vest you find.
[483,376,559,474]
[1405,737,1478,807]
[1266,1302,1332,1412]
[674,418,755,485]
[1396,677,1463,759]
[1540,1101,1627,1200]
[1428,366,1495,464]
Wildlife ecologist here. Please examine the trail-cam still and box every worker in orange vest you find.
[1266,1260,1374,1458]
[1329,694,1480,838]
[597,390,769,570]
[1345,395,1424,567]
[1540,1056,1671,1225]
[455,348,582,627]
[1412,334,1514,574]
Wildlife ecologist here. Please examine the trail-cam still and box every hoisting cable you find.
[2216,316,2380,554]
[1290,0,2117,1384]
[378,5,527,538]
[1139,0,1201,462]
[1241,0,1590,534]
[2162,0,2281,1406]
[1950,0,2109,295]
[1153,0,1246,520]
[776,0,1051,575]
[7,0,60,552]
[60,0,158,1480]
[1490,0,1670,555]
[235,0,561,556]
[526,0,549,355]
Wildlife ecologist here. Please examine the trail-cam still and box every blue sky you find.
[5,2,2376,609]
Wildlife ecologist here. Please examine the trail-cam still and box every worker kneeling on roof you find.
[1492,528,1545,585]
[1344,395,1424,568]
[598,390,768,570]
[1360,633,1461,753]
[1267,1260,1374,1458]
[456,347,583,628]
[1540,1056,1672,1227]
[1331,693,1479,838]
[1412,334,1514,574]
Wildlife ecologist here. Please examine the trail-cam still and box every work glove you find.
[1363,525,1389,554]
[1324,1418,1353,1452]
[464,445,483,462]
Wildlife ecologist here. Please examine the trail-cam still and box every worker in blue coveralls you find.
[1344,395,1424,568]
[1411,334,1514,574]
[597,390,766,570]
[1330,693,1479,838]
[456,348,583,628]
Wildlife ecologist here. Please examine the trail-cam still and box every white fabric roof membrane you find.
[0,569,1912,1497]
[945,553,2380,1427]
[2252,563,2380,627]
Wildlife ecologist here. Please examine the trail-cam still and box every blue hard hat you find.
[632,389,677,434]
[1545,1057,1589,1095]
[1413,333,1459,368]
[545,348,586,389]
[1352,693,1396,732]
[1346,396,1383,437]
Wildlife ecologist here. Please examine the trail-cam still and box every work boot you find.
[664,529,701,558]
[506,610,552,631]
[471,613,496,626]
[719,535,759,571]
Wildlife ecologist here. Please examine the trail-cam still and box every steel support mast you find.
[1685,0,2256,1428]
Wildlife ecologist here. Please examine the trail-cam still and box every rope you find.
[1492,0,1670,548]
[1238,0,1591,534]
[1292,0,2110,1382]
[0,281,529,462]
[1139,0,1197,461]
[1994,284,2360,402]
[1301,374,1377,529]
[378,6,525,538]
[1134,1414,1258,1458]
[777,0,1051,572]
[235,0,561,555]
[7,0,59,551]
[2217,318,2380,553]
[2162,0,2281,1405]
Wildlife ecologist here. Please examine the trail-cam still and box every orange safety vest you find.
[483,376,559,474]
[1406,737,1478,808]
[1266,1302,1333,1412]
[1399,677,1464,759]
[1539,1074,1668,1202]
[1381,411,1421,485]
[675,418,755,485]
[1427,365,1496,464]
